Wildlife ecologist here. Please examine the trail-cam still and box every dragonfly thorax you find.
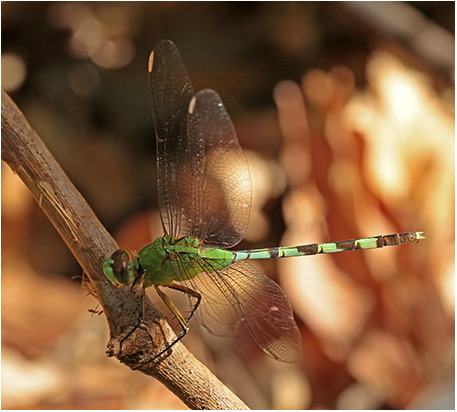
[138,235,233,286]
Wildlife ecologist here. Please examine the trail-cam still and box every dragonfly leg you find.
[119,282,149,356]
[131,284,201,370]
[164,283,202,325]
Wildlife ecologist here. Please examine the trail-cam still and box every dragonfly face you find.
[103,249,140,287]
[103,237,170,288]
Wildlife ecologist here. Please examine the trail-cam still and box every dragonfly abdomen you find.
[234,232,425,261]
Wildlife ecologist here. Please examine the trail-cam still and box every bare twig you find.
[1,89,249,410]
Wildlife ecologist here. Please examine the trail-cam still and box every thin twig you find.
[1,89,249,410]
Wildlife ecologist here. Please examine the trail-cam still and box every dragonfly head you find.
[103,249,138,287]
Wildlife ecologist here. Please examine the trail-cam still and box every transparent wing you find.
[187,89,251,248]
[186,265,242,337]
[149,40,251,247]
[148,39,196,236]
[180,259,302,363]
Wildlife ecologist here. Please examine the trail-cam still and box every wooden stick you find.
[1,89,249,410]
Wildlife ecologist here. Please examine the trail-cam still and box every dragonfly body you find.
[103,39,424,366]
[105,231,424,288]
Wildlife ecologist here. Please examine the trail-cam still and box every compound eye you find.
[111,249,131,286]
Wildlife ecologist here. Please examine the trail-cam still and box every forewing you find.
[148,39,201,237]
[187,89,251,248]
[149,42,251,246]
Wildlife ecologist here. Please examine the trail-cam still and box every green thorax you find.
[137,235,235,287]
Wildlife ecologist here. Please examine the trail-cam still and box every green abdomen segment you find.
[233,232,425,261]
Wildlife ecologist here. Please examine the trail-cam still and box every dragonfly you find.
[103,39,425,367]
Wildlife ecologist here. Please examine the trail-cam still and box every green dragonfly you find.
[103,39,424,366]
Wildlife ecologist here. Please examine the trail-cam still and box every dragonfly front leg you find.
[132,283,201,370]
[119,280,150,358]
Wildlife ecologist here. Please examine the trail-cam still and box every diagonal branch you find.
[1,89,249,410]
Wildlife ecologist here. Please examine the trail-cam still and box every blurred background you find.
[2,2,454,409]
